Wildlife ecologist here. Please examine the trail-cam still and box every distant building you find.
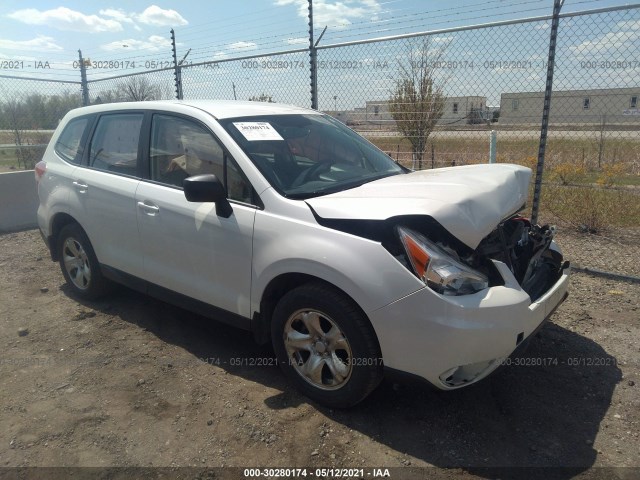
[499,87,640,125]
[439,96,488,125]
[331,107,367,126]
[363,96,488,126]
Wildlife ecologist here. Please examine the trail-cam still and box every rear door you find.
[69,112,145,278]
[135,112,257,318]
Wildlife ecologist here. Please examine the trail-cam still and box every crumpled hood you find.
[306,163,531,249]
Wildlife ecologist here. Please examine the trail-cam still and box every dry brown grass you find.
[367,135,640,231]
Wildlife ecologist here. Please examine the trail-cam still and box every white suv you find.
[36,100,569,407]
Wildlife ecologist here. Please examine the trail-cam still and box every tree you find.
[0,97,47,169]
[93,76,171,104]
[389,37,447,169]
[115,76,164,102]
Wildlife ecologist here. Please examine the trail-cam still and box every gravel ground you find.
[0,230,638,480]
[555,227,640,278]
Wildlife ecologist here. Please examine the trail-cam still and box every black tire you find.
[57,223,110,300]
[271,282,383,408]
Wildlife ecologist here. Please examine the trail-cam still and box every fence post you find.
[308,0,318,110]
[531,0,564,224]
[78,50,89,106]
[171,29,183,100]
[489,130,497,163]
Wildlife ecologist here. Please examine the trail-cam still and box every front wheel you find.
[57,223,110,300]
[271,283,383,408]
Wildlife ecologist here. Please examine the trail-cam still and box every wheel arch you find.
[48,213,83,261]
[251,272,378,351]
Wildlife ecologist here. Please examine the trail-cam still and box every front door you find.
[136,113,256,318]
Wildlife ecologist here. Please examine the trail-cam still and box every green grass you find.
[1,130,52,171]
[0,145,46,172]
[540,184,640,230]
[577,172,640,187]
[0,149,20,172]
[368,134,640,230]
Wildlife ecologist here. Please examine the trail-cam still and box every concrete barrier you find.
[0,170,39,233]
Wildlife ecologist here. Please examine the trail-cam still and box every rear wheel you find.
[57,223,110,299]
[271,283,383,408]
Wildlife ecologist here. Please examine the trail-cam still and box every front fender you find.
[250,211,422,316]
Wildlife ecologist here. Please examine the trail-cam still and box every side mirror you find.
[183,174,233,218]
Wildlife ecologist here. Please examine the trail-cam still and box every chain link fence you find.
[86,68,177,105]
[317,19,553,167]
[540,7,640,278]
[180,50,311,105]
[0,4,638,278]
[0,76,82,170]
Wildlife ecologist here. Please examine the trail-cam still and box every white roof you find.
[67,99,318,120]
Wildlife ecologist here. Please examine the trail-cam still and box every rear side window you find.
[89,113,143,176]
[54,118,88,164]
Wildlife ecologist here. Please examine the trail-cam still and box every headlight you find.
[397,226,488,296]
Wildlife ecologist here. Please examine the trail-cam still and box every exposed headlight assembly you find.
[397,226,488,296]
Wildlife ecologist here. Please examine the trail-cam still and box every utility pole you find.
[78,50,89,106]
[531,0,564,224]
[308,0,317,110]
[171,29,183,100]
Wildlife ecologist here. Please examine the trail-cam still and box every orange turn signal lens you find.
[403,234,431,279]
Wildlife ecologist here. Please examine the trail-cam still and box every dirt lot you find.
[0,230,638,479]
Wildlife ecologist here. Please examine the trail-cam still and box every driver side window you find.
[149,114,255,204]
[150,114,224,186]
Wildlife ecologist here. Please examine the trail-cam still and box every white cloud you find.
[229,41,258,51]
[286,37,308,45]
[433,35,453,43]
[5,5,188,35]
[136,5,188,26]
[274,0,382,29]
[570,30,640,56]
[100,35,172,52]
[0,52,37,62]
[569,19,640,57]
[6,7,122,32]
[99,8,135,24]
[99,6,188,30]
[616,20,640,31]
[0,35,63,52]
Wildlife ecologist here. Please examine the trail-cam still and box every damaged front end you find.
[316,211,570,389]
[475,216,567,301]
[392,215,567,303]
[387,215,569,388]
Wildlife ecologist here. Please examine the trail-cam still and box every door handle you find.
[72,181,88,192]
[137,201,160,215]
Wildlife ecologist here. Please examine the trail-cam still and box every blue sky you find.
[0,1,638,108]
[0,1,634,76]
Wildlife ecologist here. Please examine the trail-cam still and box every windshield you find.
[220,114,405,199]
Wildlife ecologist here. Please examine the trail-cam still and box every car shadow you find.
[67,285,621,478]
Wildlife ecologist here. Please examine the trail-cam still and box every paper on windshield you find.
[233,122,284,141]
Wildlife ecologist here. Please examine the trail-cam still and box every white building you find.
[499,87,640,125]
[363,96,488,126]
